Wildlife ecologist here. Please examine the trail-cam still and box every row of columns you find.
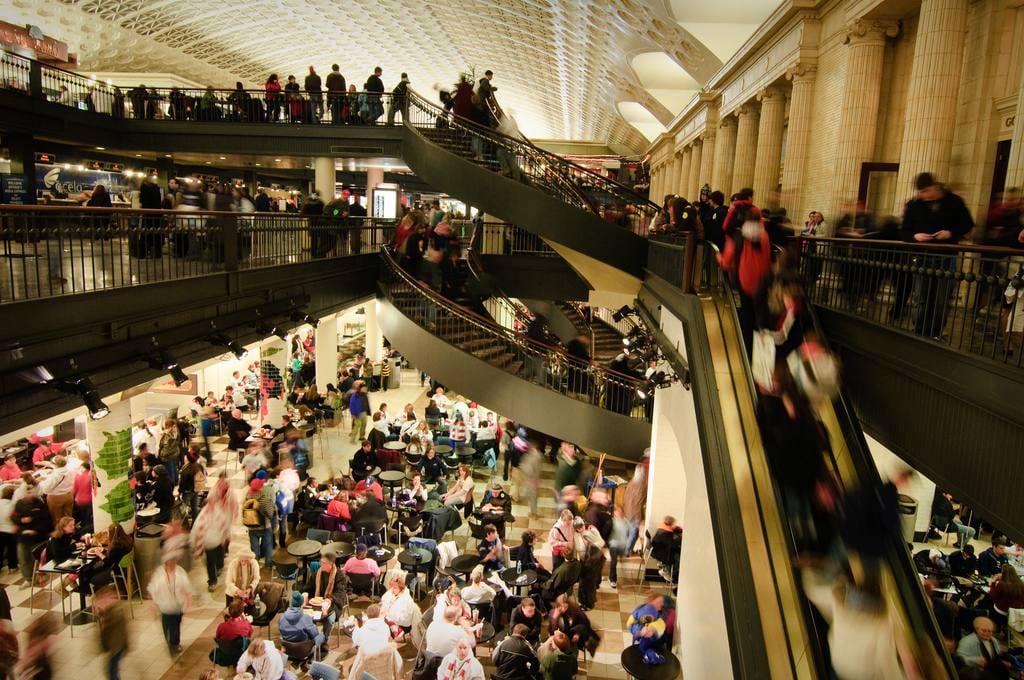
[651,0,977,218]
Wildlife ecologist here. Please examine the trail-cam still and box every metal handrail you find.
[466,220,536,331]
[379,247,644,389]
[789,234,1024,256]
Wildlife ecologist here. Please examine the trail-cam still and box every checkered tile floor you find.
[1,369,672,679]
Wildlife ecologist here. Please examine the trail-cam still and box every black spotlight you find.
[209,333,248,360]
[257,323,289,341]
[611,305,634,323]
[148,350,188,387]
[52,376,109,419]
[290,310,319,328]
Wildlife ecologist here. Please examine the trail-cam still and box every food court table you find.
[39,555,99,635]
[368,545,395,565]
[620,645,681,680]
[450,553,480,577]
[455,445,475,463]
[287,539,322,580]
[500,567,538,595]
[383,441,406,452]
[379,470,406,496]
[398,547,432,597]
[326,541,355,561]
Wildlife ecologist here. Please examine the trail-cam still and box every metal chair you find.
[636,530,654,585]
[210,636,249,670]
[29,544,53,614]
[272,559,299,593]
[306,528,331,544]
[348,572,377,599]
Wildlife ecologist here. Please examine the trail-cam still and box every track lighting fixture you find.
[208,323,248,359]
[146,349,188,387]
[51,375,109,419]
[289,309,319,328]
[611,305,636,323]
[635,370,677,401]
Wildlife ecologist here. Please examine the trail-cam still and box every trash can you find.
[134,522,165,597]
[388,358,401,389]
[898,494,917,544]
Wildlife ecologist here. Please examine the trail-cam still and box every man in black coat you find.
[949,544,978,578]
[900,173,974,338]
[492,624,541,680]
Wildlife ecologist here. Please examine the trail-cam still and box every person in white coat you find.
[235,637,293,680]
[351,603,391,655]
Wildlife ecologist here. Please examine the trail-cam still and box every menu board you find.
[0,174,29,204]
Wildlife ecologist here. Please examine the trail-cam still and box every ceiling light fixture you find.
[146,347,188,387]
[50,375,109,419]
[95,146,105,151]
[207,323,248,359]
[219,156,226,160]
[289,307,318,328]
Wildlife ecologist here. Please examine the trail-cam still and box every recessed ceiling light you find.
[219,156,226,160]
[134,154,142,157]
[274,158,282,162]
[95,146,105,150]
[255,163,261,166]
[205,161,211,164]
[164,154,171,158]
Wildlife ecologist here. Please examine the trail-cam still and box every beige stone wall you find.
[800,32,848,224]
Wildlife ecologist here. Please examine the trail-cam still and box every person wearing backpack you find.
[243,479,277,568]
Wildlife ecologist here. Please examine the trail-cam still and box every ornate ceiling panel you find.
[4,0,725,152]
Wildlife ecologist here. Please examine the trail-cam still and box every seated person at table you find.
[549,593,599,656]
[46,516,77,563]
[651,515,683,582]
[477,524,505,571]
[325,490,351,522]
[302,547,347,643]
[418,447,447,494]
[978,540,1009,578]
[380,572,418,635]
[408,420,433,453]
[224,547,261,606]
[368,413,388,450]
[510,597,543,644]
[493,623,540,680]
[235,637,289,680]
[354,474,384,502]
[343,544,381,578]
[538,630,578,680]
[351,490,388,535]
[516,530,550,580]
[627,594,668,665]
[988,564,1024,626]
[226,409,252,452]
[0,454,21,482]
[294,477,321,525]
[473,415,497,453]
[949,544,978,578]
[401,473,429,505]
[217,598,254,642]
[479,483,512,536]
[462,565,496,604]
[350,440,378,479]
[441,464,474,507]
[80,523,134,590]
[279,590,324,649]
[150,464,174,523]
[351,602,391,654]
[957,616,1002,669]
[425,399,444,423]
[438,636,486,680]
[426,605,475,657]
[433,584,473,623]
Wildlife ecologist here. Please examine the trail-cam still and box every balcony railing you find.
[0,206,393,303]
[792,236,1024,368]
[380,248,648,420]
[473,221,557,257]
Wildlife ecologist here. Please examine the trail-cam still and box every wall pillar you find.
[155,157,175,190]
[653,166,664,201]
[8,134,37,204]
[315,315,339,390]
[366,167,385,215]
[698,132,716,197]
[88,400,133,532]
[831,21,898,218]
[752,87,786,208]
[687,139,703,200]
[260,337,289,427]
[1006,60,1024,191]
[893,0,969,211]
[781,63,817,220]
[245,171,258,197]
[668,153,682,197]
[731,103,760,194]
[712,117,737,196]
[314,157,336,200]
[364,300,383,362]
[678,147,692,198]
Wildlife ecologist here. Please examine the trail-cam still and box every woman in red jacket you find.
[215,598,253,642]
[264,74,282,122]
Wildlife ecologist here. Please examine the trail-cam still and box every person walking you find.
[325,64,346,124]
[242,478,277,569]
[364,67,385,124]
[147,554,191,656]
[348,382,372,443]
[191,471,237,592]
[387,72,410,125]
[95,584,129,680]
[304,66,323,121]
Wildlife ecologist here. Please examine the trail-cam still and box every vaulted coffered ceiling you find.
[2,0,777,151]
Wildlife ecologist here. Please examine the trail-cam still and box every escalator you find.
[376,248,651,458]
[646,241,954,678]
[401,91,654,294]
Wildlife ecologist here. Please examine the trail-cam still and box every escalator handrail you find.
[379,248,645,390]
[769,243,957,675]
[405,90,660,218]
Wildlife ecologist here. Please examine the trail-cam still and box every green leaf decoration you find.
[263,346,282,357]
[94,426,132,479]
[99,479,135,524]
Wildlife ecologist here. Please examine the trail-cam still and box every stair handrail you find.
[405,90,660,232]
[379,247,644,390]
[465,220,539,333]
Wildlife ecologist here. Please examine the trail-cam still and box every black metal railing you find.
[380,248,648,420]
[473,221,557,257]
[404,90,660,236]
[792,236,1024,368]
[465,220,540,335]
[0,206,393,303]
[646,233,699,293]
[0,51,30,93]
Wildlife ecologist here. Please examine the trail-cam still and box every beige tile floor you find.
[2,369,672,679]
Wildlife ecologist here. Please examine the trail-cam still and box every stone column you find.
[780,63,817,218]
[752,88,786,208]
[366,167,384,215]
[893,0,969,211]
[699,132,716,196]
[668,153,682,198]
[1005,67,1024,191]
[315,314,339,390]
[712,117,737,195]
[260,336,289,427]
[314,157,336,200]
[364,299,383,362]
[88,400,133,532]
[731,103,760,194]
[831,21,898,218]
[679,147,692,198]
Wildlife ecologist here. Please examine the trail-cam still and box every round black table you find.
[434,444,453,456]
[450,553,480,576]
[379,469,406,493]
[620,645,681,680]
[287,539,323,580]
[500,567,538,595]
[398,547,431,568]
[383,441,406,451]
[473,620,496,646]
[455,445,475,463]
[326,541,354,560]
[368,545,395,565]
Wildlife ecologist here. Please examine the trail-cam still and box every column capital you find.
[843,18,899,46]
[736,101,760,118]
[756,86,784,103]
[718,115,736,130]
[700,130,716,143]
[785,62,817,83]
